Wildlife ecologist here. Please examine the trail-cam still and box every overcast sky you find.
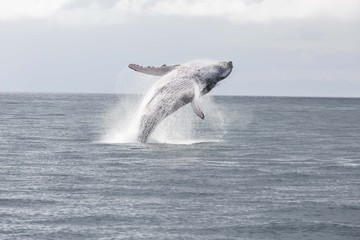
[0,0,359,97]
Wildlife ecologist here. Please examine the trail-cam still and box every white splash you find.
[100,95,140,144]
[101,68,155,144]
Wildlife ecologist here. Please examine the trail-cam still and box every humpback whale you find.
[128,60,233,143]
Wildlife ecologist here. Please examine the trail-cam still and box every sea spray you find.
[101,94,142,143]
[101,68,157,143]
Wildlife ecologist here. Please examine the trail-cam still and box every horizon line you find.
[1,90,359,100]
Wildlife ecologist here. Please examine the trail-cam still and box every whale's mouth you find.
[219,67,233,80]
[218,61,233,80]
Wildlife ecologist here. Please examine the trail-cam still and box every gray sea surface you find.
[0,93,359,239]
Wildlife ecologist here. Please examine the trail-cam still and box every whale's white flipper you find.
[191,98,205,120]
[128,64,179,76]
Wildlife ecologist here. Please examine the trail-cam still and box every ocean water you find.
[0,93,359,240]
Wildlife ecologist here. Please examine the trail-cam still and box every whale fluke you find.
[128,63,179,76]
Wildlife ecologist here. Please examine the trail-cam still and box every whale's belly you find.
[137,78,195,142]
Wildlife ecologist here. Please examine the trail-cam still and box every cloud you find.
[0,0,73,21]
[149,0,360,23]
[0,0,359,25]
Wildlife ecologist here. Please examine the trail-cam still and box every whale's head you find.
[191,61,233,95]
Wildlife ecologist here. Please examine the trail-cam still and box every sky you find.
[0,0,360,97]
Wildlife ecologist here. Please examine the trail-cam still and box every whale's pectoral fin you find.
[128,63,179,76]
[191,98,205,120]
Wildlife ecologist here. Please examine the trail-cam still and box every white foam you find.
[100,95,141,144]
[101,68,157,144]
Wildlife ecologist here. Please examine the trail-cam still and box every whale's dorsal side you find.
[191,98,205,120]
[128,63,179,76]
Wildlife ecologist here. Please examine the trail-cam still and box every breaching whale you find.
[128,60,233,143]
